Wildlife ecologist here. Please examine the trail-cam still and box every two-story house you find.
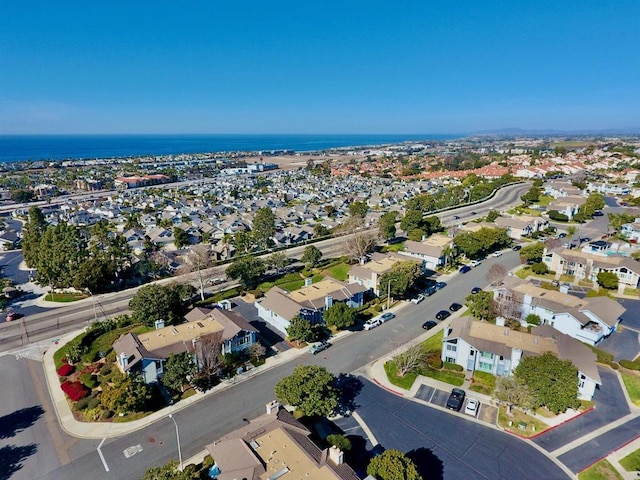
[255,277,366,336]
[494,215,549,240]
[348,252,422,296]
[543,247,640,289]
[113,307,257,384]
[399,234,455,270]
[442,316,601,401]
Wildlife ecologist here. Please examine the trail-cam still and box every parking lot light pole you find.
[168,414,183,471]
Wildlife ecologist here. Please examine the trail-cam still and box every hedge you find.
[620,359,640,371]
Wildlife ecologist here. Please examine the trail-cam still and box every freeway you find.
[0,182,529,352]
[39,250,524,480]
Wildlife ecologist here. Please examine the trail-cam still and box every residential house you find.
[399,234,455,270]
[206,402,359,480]
[543,247,640,289]
[113,307,257,384]
[348,252,422,296]
[255,278,366,335]
[544,181,583,199]
[587,182,631,196]
[492,277,625,346]
[494,215,549,240]
[621,221,640,243]
[0,230,19,251]
[547,195,586,220]
[442,316,601,400]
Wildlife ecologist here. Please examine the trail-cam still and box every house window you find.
[478,362,492,371]
[480,352,493,359]
[579,381,585,388]
[445,357,456,364]
[446,344,457,352]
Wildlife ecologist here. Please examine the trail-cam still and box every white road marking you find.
[123,444,143,458]
[98,437,110,472]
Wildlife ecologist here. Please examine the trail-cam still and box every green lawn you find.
[421,330,444,353]
[536,195,553,206]
[384,361,418,390]
[325,262,350,281]
[45,292,88,302]
[620,448,640,472]
[578,459,623,480]
[420,367,465,386]
[278,274,324,292]
[620,372,640,406]
[380,241,406,253]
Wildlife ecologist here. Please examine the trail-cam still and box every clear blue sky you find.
[1,1,638,134]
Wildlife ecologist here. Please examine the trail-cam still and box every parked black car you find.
[449,303,462,312]
[436,310,451,320]
[446,388,466,411]
[422,320,437,330]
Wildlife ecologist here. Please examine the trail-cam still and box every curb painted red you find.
[503,406,595,440]
[577,431,640,474]
[373,378,406,397]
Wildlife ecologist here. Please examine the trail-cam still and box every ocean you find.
[0,134,460,163]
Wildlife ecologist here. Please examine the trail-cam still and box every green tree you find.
[73,257,114,293]
[453,231,484,259]
[36,223,87,291]
[286,315,314,344]
[313,223,330,237]
[100,371,152,414]
[520,186,540,205]
[274,365,338,417]
[266,251,289,274]
[226,256,265,288]
[492,375,533,415]
[422,215,443,236]
[366,449,422,480]
[520,242,545,262]
[400,210,423,233]
[173,227,190,249]
[252,207,276,250]
[379,261,422,298]
[405,194,434,213]
[162,352,196,394]
[326,434,352,451]
[407,228,425,241]
[465,291,495,321]
[323,302,356,330]
[301,245,322,267]
[485,209,500,222]
[514,351,579,413]
[378,211,398,241]
[11,188,35,203]
[348,200,369,218]
[129,284,181,327]
[22,206,48,268]
[597,271,619,289]
[531,262,549,275]
[525,314,541,325]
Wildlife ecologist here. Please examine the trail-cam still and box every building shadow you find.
[0,443,38,480]
[0,405,44,440]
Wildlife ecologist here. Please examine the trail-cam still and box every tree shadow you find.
[0,443,38,480]
[334,374,363,415]
[0,405,44,440]
[406,447,444,480]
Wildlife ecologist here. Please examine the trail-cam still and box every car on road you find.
[411,294,425,304]
[436,310,451,320]
[435,281,447,290]
[580,237,591,243]
[363,318,382,331]
[459,265,471,274]
[492,250,503,257]
[208,277,225,285]
[471,287,482,294]
[453,215,460,220]
[470,211,477,215]
[512,245,521,251]
[593,211,603,216]
[446,388,466,411]
[380,312,395,323]
[558,232,567,238]
[449,302,462,312]
[465,398,480,416]
[309,341,331,355]
[422,320,438,330]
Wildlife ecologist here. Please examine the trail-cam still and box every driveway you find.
[232,298,290,352]
[356,378,570,480]
[532,367,630,452]
[619,298,640,331]
[597,327,640,362]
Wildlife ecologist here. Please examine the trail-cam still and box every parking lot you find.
[415,385,498,425]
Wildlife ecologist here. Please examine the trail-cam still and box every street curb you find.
[577,432,640,475]
[373,377,406,397]
[504,406,596,441]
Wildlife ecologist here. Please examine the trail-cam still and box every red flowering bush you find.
[61,380,89,402]
[57,364,75,377]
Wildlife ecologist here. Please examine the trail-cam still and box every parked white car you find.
[363,318,382,331]
[411,294,425,304]
[465,398,480,416]
[492,251,503,257]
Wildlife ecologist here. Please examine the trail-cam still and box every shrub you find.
[202,455,214,469]
[57,364,75,377]
[525,314,541,326]
[101,410,114,420]
[548,210,569,221]
[327,434,352,451]
[427,356,443,369]
[76,397,90,410]
[531,262,549,275]
[611,362,620,370]
[80,373,97,389]
[444,362,463,372]
[61,380,89,402]
[620,359,640,371]
[248,289,264,299]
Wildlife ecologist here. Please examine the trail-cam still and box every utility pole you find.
[386,279,391,311]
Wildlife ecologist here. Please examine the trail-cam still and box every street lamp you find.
[168,414,183,471]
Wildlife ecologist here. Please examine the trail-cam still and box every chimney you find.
[328,446,344,465]
[325,295,333,309]
[154,319,165,330]
[266,400,280,415]
[305,277,313,287]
